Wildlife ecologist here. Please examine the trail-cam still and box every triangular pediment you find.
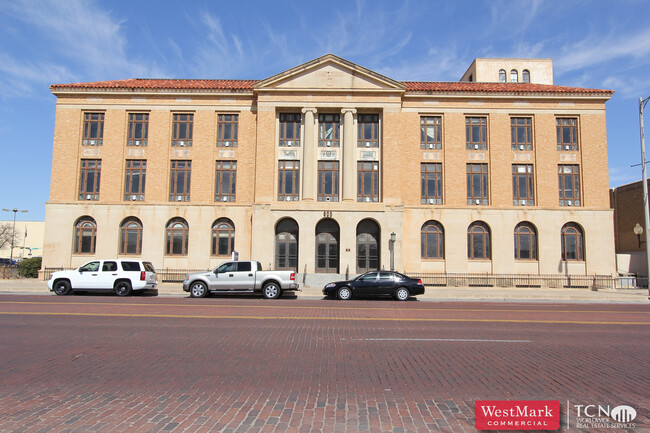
[254,54,406,92]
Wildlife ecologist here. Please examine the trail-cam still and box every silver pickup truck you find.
[182,260,299,299]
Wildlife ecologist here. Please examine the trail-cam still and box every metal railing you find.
[408,273,649,290]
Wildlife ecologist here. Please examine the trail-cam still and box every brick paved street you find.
[0,294,648,432]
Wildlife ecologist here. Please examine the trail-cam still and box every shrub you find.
[17,257,42,278]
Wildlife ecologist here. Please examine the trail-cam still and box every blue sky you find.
[1,0,650,221]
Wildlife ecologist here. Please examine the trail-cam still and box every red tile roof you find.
[50,78,613,95]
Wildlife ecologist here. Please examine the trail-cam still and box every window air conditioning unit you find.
[222,197,228,202]
[365,197,371,203]
[326,141,332,147]
[177,196,183,201]
[428,144,435,149]
[474,144,480,150]
[131,195,137,201]
[475,199,481,205]
[365,142,371,148]
[86,195,92,200]
[325,197,331,202]
[286,196,292,201]
[178,141,185,147]
[287,142,293,147]
[135,141,141,146]
[519,145,525,150]
[224,142,230,147]
[564,145,570,150]
[567,200,573,206]
[428,199,435,204]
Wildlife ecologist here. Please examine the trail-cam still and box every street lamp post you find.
[390,232,396,271]
[2,208,28,263]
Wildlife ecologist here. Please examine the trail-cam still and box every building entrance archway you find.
[357,219,380,273]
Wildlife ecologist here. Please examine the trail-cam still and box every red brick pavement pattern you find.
[0,296,648,433]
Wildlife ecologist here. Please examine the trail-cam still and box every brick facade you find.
[44,54,616,277]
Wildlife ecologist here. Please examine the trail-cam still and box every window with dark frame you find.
[79,159,101,201]
[421,221,444,260]
[127,113,148,146]
[318,161,339,202]
[511,117,532,151]
[420,116,442,149]
[83,113,104,146]
[165,218,189,256]
[522,70,530,83]
[318,114,340,147]
[357,114,379,148]
[357,161,380,202]
[561,223,584,261]
[514,222,537,260]
[510,69,518,82]
[468,221,491,260]
[124,160,146,201]
[558,165,581,206]
[499,69,506,83]
[466,163,488,205]
[217,114,238,147]
[172,113,193,147]
[279,113,301,147]
[421,163,442,204]
[120,217,143,255]
[74,217,97,254]
[466,117,487,150]
[557,118,578,150]
[512,164,534,206]
[169,160,191,201]
[278,160,300,201]
[211,218,235,256]
[215,161,237,202]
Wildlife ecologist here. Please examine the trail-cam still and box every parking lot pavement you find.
[2,278,648,302]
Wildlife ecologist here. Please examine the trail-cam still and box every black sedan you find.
[322,271,425,301]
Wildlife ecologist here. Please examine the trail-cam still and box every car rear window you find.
[143,262,156,272]
[121,261,141,272]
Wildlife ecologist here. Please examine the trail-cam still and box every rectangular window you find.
[217,114,238,147]
[558,165,581,206]
[467,163,488,205]
[421,163,442,204]
[318,161,339,202]
[124,160,146,201]
[172,113,193,147]
[169,160,191,201]
[215,161,237,202]
[279,113,301,147]
[420,116,442,149]
[82,113,104,146]
[557,118,578,150]
[466,117,487,150]
[511,117,532,151]
[357,114,379,148]
[318,114,340,147]
[357,161,380,202]
[512,164,534,205]
[278,160,300,201]
[79,159,101,200]
[127,113,149,146]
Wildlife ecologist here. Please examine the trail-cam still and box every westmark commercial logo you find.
[475,400,560,430]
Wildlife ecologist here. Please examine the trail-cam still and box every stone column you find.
[301,108,317,201]
[341,108,357,201]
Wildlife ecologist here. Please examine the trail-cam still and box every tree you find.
[0,223,19,253]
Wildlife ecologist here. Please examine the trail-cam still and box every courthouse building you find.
[44,54,616,277]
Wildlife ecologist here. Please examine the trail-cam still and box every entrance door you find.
[357,219,380,273]
[315,218,339,273]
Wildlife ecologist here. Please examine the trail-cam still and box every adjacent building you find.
[43,54,615,278]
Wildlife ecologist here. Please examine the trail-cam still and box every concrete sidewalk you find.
[1,278,648,302]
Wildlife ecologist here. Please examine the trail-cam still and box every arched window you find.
[212,218,235,256]
[561,223,584,261]
[120,217,143,255]
[510,69,518,82]
[499,69,506,83]
[468,221,491,260]
[421,221,444,259]
[514,222,537,260]
[275,218,298,270]
[522,69,530,83]
[74,216,97,254]
[165,218,189,256]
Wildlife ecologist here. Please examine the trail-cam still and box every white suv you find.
[48,260,158,296]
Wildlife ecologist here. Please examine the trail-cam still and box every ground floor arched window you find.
[421,220,444,259]
[468,221,491,260]
[120,217,143,255]
[357,219,380,272]
[212,218,235,256]
[514,222,537,260]
[74,216,97,254]
[275,218,298,270]
[166,217,189,256]
[561,222,584,261]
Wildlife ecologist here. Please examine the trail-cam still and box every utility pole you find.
[2,208,28,263]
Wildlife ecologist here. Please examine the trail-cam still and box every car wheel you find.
[395,287,410,301]
[190,282,208,298]
[53,280,71,296]
[263,282,281,299]
[337,287,352,300]
[114,281,133,297]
